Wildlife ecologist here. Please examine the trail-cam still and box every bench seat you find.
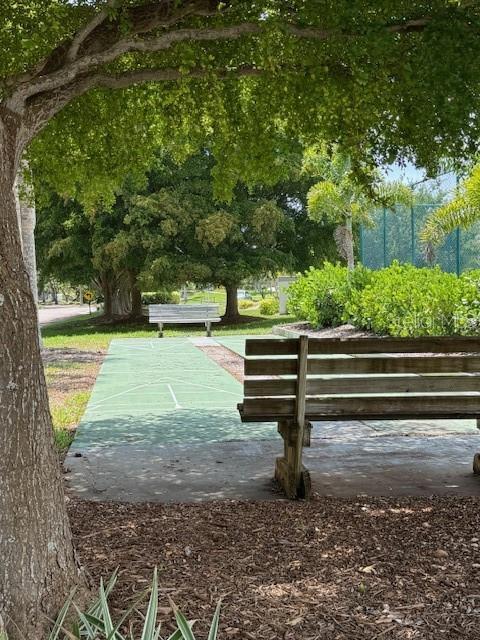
[148,303,221,337]
[238,335,480,499]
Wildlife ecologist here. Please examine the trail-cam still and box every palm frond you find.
[421,163,480,245]
[421,197,479,245]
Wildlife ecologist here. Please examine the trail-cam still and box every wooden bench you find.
[148,304,221,337]
[238,335,480,499]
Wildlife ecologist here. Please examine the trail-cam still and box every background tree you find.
[37,188,148,319]
[304,146,413,269]
[132,151,320,320]
[2,2,480,636]
[38,149,335,322]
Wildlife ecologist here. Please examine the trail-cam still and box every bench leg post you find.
[206,321,212,337]
[473,418,480,475]
[275,420,312,500]
[158,322,163,338]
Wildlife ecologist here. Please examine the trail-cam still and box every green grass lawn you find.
[44,361,99,452]
[42,309,295,350]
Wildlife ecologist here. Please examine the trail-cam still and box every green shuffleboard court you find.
[70,338,277,452]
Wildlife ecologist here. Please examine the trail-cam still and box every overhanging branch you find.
[66,0,116,63]
[22,64,262,143]
[74,64,263,92]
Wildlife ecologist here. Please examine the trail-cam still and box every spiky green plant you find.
[3,570,221,640]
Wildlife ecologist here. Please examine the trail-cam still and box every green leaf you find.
[207,601,222,640]
[140,567,159,640]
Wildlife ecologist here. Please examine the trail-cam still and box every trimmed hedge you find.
[259,296,279,315]
[288,262,480,336]
[142,290,180,305]
[287,262,371,327]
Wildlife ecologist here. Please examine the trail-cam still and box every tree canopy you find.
[3,1,477,207]
[4,2,480,636]
[37,149,336,319]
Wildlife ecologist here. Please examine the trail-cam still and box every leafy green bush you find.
[287,261,480,336]
[346,262,475,336]
[455,269,480,334]
[287,262,371,327]
[142,290,180,305]
[259,296,279,315]
[239,299,255,309]
[8,569,220,640]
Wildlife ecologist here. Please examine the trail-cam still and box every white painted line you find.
[89,381,162,407]
[167,377,240,396]
[167,383,182,409]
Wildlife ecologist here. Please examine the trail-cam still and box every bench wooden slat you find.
[245,336,480,356]
[148,303,221,336]
[240,335,480,500]
[245,355,480,376]
[148,304,220,322]
[149,304,218,309]
[240,394,480,421]
[244,374,480,397]
[149,318,221,323]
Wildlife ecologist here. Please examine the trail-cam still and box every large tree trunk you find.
[223,283,240,322]
[0,113,87,639]
[98,272,113,319]
[15,163,39,306]
[112,273,132,317]
[128,271,143,320]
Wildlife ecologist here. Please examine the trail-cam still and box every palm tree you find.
[304,146,413,269]
[422,165,480,248]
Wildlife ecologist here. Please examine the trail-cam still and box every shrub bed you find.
[142,290,180,305]
[288,262,480,336]
[259,296,279,315]
[287,262,371,327]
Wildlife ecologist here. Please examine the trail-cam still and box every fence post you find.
[410,206,415,265]
[359,224,364,264]
[383,208,387,267]
[456,228,461,275]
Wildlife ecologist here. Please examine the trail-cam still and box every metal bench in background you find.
[238,335,480,499]
[148,303,221,337]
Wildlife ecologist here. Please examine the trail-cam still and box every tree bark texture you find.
[15,163,39,306]
[0,112,86,639]
[334,216,355,270]
[223,283,240,321]
[129,272,143,320]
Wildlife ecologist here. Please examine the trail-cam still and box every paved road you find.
[38,304,96,326]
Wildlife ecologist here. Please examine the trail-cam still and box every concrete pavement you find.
[39,304,95,326]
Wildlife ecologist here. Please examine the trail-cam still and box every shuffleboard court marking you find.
[167,377,240,396]
[167,383,182,409]
[71,337,278,450]
[88,370,239,409]
[88,381,162,407]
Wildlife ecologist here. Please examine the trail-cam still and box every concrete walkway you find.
[66,337,480,502]
[39,304,95,326]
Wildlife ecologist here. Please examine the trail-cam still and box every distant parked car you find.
[237,289,252,300]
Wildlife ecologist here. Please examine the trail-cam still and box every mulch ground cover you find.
[43,348,103,403]
[198,345,245,382]
[70,496,480,639]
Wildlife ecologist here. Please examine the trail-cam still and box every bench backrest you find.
[242,336,480,422]
[149,304,220,321]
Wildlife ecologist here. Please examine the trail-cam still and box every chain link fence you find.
[360,204,480,274]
